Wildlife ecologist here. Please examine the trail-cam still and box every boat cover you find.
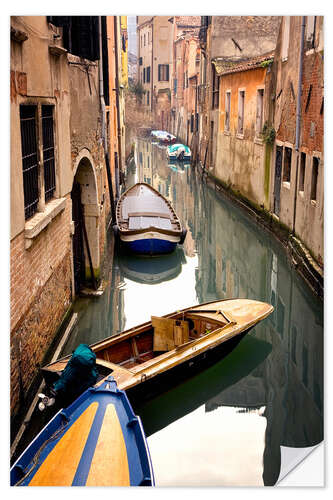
[167,143,191,154]
[52,344,98,406]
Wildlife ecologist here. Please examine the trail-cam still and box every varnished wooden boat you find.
[114,182,187,255]
[42,299,273,403]
[10,377,154,486]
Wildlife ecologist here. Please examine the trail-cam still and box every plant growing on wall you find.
[128,80,146,102]
[262,121,276,145]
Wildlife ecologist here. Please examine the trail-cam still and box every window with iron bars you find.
[20,104,56,220]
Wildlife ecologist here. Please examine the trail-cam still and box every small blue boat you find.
[10,377,154,486]
[114,183,186,255]
[167,143,191,161]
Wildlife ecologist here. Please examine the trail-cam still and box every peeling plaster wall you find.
[216,66,268,207]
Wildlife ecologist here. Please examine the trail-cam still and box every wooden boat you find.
[167,143,191,161]
[150,130,176,144]
[10,377,154,487]
[114,182,187,255]
[42,299,273,405]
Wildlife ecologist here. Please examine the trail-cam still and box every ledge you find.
[49,45,67,57]
[282,181,291,190]
[25,198,67,248]
[254,137,264,145]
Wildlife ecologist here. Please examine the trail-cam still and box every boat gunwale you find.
[116,182,182,234]
[42,299,273,374]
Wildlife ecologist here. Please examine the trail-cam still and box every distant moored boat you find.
[114,182,187,255]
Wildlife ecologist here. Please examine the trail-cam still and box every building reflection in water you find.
[132,139,323,486]
[64,138,323,486]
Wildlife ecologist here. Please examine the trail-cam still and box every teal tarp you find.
[53,344,98,405]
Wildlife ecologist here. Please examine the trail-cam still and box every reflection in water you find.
[63,138,323,486]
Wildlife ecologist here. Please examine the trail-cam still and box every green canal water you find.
[61,139,323,486]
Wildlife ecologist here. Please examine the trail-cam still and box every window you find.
[281,16,290,61]
[238,90,245,134]
[311,157,319,201]
[146,66,150,83]
[212,65,220,109]
[147,91,149,106]
[256,89,264,137]
[225,91,231,132]
[158,64,169,81]
[299,152,306,192]
[42,105,56,202]
[20,104,56,220]
[20,105,39,219]
[283,146,292,182]
[143,67,146,83]
[196,113,199,132]
[190,114,194,133]
[144,33,146,46]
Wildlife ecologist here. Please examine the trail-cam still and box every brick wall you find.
[301,51,324,152]
[10,198,73,415]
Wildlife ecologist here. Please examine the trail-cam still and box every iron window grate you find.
[42,105,56,202]
[20,105,39,220]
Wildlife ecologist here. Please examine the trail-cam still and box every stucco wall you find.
[215,66,268,206]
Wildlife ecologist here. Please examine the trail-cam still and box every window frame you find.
[158,64,169,82]
[237,89,245,136]
[212,64,220,109]
[20,101,57,220]
[225,90,231,132]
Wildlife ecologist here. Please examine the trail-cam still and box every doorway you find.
[71,181,85,294]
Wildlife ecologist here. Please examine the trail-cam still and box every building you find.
[197,16,281,170]
[269,16,324,266]
[137,16,173,124]
[215,52,274,208]
[10,16,119,425]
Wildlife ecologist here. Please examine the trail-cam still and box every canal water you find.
[58,139,323,486]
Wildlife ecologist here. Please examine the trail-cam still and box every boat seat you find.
[129,216,172,231]
[151,316,189,352]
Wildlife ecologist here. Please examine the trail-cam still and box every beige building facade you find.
[10,16,115,424]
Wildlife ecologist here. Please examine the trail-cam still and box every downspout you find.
[114,16,122,200]
[99,16,106,152]
[99,16,116,223]
[292,16,306,234]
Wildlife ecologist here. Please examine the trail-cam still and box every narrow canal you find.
[43,139,325,485]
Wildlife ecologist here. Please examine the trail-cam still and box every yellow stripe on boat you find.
[29,402,98,486]
[86,403,130,486]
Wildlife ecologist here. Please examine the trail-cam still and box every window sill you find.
[224,130,231,136]
[25,197,67,249]
[310,199,317,207]
[298,190,304,198]
[236,133,244,140]
[282,181,291,190]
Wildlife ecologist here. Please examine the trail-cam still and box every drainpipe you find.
[99,16,116,223]
[99,17,106,152]
[114,16,122,200]
[292,16,306,234]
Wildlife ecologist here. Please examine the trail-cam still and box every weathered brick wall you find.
[301,51,324,153]
[10,198,73,415]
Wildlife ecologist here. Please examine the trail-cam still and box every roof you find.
[175,16,201,27]
[212,51,274,76]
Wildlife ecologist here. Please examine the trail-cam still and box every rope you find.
[13,419,68,486]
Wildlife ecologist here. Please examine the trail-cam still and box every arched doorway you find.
[71,152,100,294]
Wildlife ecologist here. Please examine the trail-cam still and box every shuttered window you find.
[158,64,169,82]
[238,90,245,134]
